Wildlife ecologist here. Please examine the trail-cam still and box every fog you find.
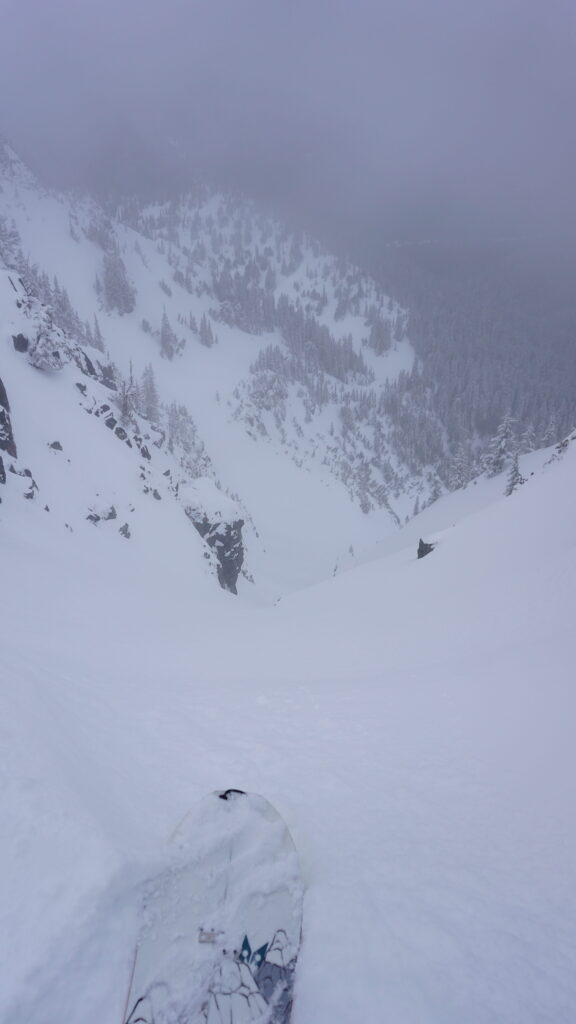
[1,0,575,240]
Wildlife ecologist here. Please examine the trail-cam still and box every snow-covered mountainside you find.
[1,138,462,595]
[2,137,575,1021]
[0,266,249,594]
[1,420,575,1022]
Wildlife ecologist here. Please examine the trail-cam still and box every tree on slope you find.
[505,452,526,496]
[520,423,537,454]
[93,316,105,352]
[160,309,178,359]
[141,363,160,424]
[101,246,136,315]
[199,313,216,347]
[483,414,516,477]
[117,363,140,423]
[449,442,472,489]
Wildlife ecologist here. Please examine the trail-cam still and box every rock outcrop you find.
[192,515,245,594]
[180,479,245,594]
[0,376,16,496]
[0,376,16,458]
[417,538,435,559]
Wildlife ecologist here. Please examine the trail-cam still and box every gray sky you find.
[1,0,575,239]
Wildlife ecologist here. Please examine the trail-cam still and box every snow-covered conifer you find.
[199,314,215,347]
[93,316,105,352]
[160,309,178,359]
[141,364,160,424]
[483,415,515,476]
[505,452,526,496]
[542,415,558,447]
[116,362,140,423]
[101,247,136,315]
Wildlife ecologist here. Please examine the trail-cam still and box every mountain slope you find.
[0,141,453,595]
[1,430,575,1022]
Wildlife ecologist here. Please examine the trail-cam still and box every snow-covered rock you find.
[180,479,245,594]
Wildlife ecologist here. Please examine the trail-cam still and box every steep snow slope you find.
[1,432,575,1022]
[0,141,447,595]
[0,266,250,593]
[0,259,400,598]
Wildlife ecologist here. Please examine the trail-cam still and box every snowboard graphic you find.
[122,790,303,1024]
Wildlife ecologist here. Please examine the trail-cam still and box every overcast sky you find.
[1,0,575,240]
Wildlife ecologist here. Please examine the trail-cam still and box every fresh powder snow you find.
[1,141,575,1023]
[1,434,575,1021]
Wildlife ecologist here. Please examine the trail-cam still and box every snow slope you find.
[0,141,438,596]
[1,430,575,1022]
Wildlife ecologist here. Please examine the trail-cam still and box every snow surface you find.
[1,144,575,1022]
[0,151,424,595]
[2,433,576,1022]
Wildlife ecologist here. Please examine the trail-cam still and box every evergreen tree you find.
[128,361,141,414]
[0,216,23,267]
[520,423,537,454]
[542,415,558,447]
[93,316,105,352]
[116,365,139,423]
[505,452,526,496]
[98,361,117,390]
[449,443,471,489]
[141,363,160,424]
[199,313,215,347]
[483,414,515,476]
[160,309,178,359]
[367,316,392,354]
[101,247,136,314]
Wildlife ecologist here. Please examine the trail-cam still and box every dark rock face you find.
[72,351,97,379]
[0,410,17,457]
[48,441,63,451]
[119,523,131,539]
[0,378,11,412]
[417,538,435,559]
[12,333,29,352]
[0,455,5,486]
[0,377,17,459]
[192,516,245,594]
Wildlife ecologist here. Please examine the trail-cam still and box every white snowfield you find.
[1,425,575,1022]
[0,141,426,597]
[0,141,575,1021]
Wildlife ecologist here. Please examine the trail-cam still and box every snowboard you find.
[122,790,303,1024]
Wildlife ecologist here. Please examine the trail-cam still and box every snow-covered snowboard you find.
[122,790,303,1024]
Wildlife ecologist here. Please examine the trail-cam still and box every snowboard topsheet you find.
[122,790,303,1024]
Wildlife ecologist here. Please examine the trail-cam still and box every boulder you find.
[417,538,435,559]
[12,333,29,352]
